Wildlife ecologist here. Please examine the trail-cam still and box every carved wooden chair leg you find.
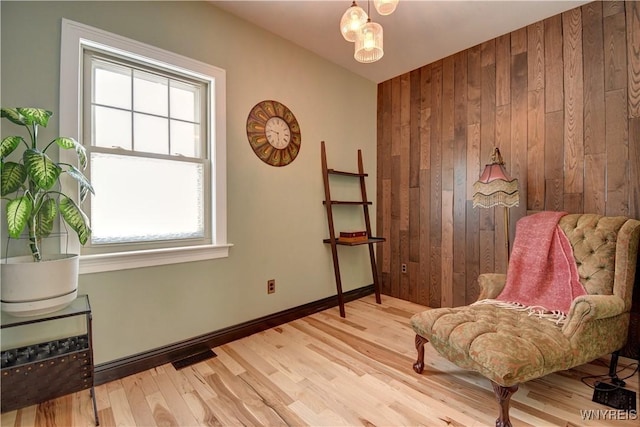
[413,334,428,374]
[491,381,519,427]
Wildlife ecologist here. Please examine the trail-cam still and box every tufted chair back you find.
[559,213,638,311]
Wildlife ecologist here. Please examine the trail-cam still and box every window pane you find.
[93,59,131,109]
[93,106,132,149]
[170,80,200,122]
[170,120,199,157]
[90,153,204,244]
[134,113,168,154]
[133,70,168,116]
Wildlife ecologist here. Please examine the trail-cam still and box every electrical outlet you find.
[401,263,407,273]
[267,279,276,294]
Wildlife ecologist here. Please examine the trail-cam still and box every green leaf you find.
[16,108,52,127]
[65,165,94,202]
[80,185,89,204]
[6,196,32,238]
[36,197,57,237]
[54,137,87,169]
[23,148,61,190]
[1,161,27,196]
[1,108,26,126]
[1,136,25,159]
[59,196,91,245]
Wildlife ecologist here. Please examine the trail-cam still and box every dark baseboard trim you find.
[94,284,374,385]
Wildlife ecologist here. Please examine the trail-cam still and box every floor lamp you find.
[472,148,519,262]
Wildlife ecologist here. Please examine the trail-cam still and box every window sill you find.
[79,244,233,274]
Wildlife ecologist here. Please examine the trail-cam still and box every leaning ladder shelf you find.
[321,140,384,317]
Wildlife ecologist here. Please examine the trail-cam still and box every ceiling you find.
[211,0,590,83]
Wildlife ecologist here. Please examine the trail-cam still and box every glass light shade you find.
[374,0,399,16]
[354,21,384,63]
[340,2,368,42]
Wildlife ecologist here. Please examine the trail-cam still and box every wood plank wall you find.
[376,1,640,309]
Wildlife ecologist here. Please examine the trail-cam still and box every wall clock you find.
[246,100,301,167]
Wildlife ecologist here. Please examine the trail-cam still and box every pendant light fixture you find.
[340,1,368,42]
[340,0,397,64]
[354,18,384,63]
[374,0,399,16]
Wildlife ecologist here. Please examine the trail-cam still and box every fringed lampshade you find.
[472,148,519,209]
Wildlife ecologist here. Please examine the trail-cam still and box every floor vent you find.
[171,349,217,370]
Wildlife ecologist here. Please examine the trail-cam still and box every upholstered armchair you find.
[410,213,640,426]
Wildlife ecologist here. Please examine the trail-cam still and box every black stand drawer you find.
[1,336,93,413]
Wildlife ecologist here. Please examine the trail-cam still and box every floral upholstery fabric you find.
[411,213,640,387]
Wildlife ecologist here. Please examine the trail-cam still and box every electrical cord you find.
[581,361,639,391]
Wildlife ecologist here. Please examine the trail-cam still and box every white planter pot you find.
[1,254,79,317]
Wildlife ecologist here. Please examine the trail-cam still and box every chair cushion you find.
[411,304,576,386]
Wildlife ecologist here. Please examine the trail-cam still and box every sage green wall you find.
[1,1,378,364]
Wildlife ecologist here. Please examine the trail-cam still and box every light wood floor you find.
[2,295,638,427]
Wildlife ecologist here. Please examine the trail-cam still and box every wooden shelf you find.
[323,237,386,246]
[327,169,368,177]
[321,141,382,318]
[323,200,373,205]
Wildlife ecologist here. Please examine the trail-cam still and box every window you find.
[60,19,229,273]
[84,52,209,248]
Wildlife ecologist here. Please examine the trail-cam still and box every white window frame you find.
[60,19,230,274]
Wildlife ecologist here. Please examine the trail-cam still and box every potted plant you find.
[1,107,94,316]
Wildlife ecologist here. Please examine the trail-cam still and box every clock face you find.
[265,116,291,149]
[246,100,301,167]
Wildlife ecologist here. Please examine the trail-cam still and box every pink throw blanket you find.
[496,211,587,314]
